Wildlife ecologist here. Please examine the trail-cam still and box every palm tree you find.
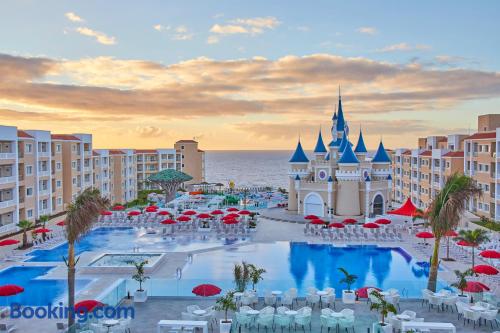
[64,188,109,331]
[455,229,490,268]
[39,214,49,241]
[338,267,358,292]
[248,264,266,291]
[426,174,482,292]
[17,220,33,248]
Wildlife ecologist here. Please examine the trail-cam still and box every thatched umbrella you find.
[147,169,193,203]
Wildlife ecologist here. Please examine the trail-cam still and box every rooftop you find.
[464,131,496,140]
[50,134,81,141]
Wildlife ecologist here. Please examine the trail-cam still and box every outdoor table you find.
[193,309,207,315]
[470,305,486,312]
[157,320,208,333]
[285,310,298,316]
[102,319,119,333]
[396,314,411,321]
[330,312,344,318]
[401,321,455,333]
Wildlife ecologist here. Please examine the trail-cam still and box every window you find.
[27,209,33,218]
[56,162,62,170]
[71,161,76,169]
[72,144,76,152]
[57,197,63,205]
[25,165,33,175]
[72,177,76,185]
[56,180,62,188]
[25,143,33,153]
[56,144,62,152]
[26,187,33,196]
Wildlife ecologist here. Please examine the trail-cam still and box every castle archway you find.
[304,192,324,217]
[372,193,384,216]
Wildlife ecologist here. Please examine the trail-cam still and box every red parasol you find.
[388,198,419,217]
[34,228,51,234]
[161,219,177,225]
[183,210,197,216]
[457,240,476,247]
[343,218,357,224]
[157,211,171,216]
[192,284,221,297]
[211,210,224,215]
[462,281,490,293]
[238,210,251,215]
[127,211,141,216]
[145,207,157,213]
[310,219,326,225]
[226,207,239,212]
[355,286,381,298]
[74,300,104,313]
[223,219,239,225]
[444,230,458,237]
[0,285,24,296]
[363,223,379,229]
[177,216,191,222]
[223,213,239,219]
[0,239,20,246]
[375,218,391,225]
[328,222,345,228]
[304,215,319,220]
[56,221,66,226]
[479,250,500,259]
[416,231,434,239]
[197,213,211,219]
[101,211,113,216]
[472,265,498,275]
[112,205,125,211]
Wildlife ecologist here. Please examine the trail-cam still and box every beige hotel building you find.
[392,114,500,222]
[0,124,205,235]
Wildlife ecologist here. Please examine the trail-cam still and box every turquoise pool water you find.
[0,266,91,306]
[170,242,447,297]
[27,227,248,262]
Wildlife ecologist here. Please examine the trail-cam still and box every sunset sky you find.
[1,0,499,150]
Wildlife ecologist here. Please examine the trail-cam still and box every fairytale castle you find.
[288,92,392,219]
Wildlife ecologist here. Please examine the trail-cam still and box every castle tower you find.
[335,142,361,216]
[288,140,309,212]
[313,129,327,161]
[371,141,392,180]
[336,91,346,139]
[354,129,368,162]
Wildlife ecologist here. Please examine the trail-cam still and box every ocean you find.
[205,150,292,189]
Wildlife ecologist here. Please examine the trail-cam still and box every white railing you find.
[38,151,50,158]
[38,170,50,177]
[0,223,17,234]
[38,189,50,196]
[0,176,16,184]
[0,200,15,209]
[0,153,16,159]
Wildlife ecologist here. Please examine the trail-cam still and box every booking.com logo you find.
[10,303,134,323]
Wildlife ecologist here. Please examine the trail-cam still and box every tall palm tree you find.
[455,229,490,268]
[64,188,109,331]
[426,174,482,292]
[17,219,33,248]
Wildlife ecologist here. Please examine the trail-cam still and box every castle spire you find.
[338,139,359,164]
[354,129,368,153]
[371,140,391,163]
[289,139,309,163]
[313,128,327,153]
[336,87,345,132]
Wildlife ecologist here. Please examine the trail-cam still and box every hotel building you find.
[392,114,500,222]
[0,124,205,234]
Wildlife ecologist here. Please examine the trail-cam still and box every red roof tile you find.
[51,134,81,141]
[109,150,125,155]
[92,151,100,156]
[17,130,33,138]
[402,150,412,155]
[443,151,464,158]
[465,132,496,140]
[419,150,432,156]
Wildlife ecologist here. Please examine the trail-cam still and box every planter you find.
[134,290,148,303]
[342,290,356,304]
[219,319,232,333]
[372,322,393,333]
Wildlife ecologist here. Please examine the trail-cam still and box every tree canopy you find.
[147,169,193,183]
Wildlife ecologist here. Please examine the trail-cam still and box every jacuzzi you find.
[82,253,166,274]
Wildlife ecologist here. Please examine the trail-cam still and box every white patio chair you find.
[306,293,320,309]
[463,308,481,328]
[480,309,499,329]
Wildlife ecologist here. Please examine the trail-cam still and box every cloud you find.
[1,53,500,125]
[172,25,193,40]
[154,24,170,31]
[76,27,116,45]
[377,43,431,52]
[207,35,219,44]
[210,16,280,36]
[357,26,377,35]
[65,12,84,22]
[135,126,164,137]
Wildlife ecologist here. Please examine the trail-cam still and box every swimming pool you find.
[0,266,91,306]
[162,242,447,297]
[27,227,248,262]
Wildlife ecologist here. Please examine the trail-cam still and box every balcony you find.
[0,152,16,159]
[0,199,15,209]
[38,151,50,158]
[0,176,16,185]
[39,170,50,177]
[39,188,50,196]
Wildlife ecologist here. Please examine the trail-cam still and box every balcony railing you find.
[0,200,15,209]
[0,176,16,184]
[0,153,16,159]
